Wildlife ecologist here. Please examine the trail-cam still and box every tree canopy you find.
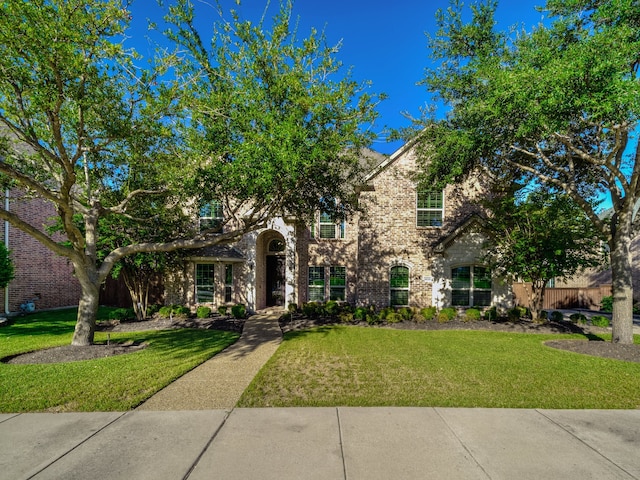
[411,0,640,343]
[0,0,382,345]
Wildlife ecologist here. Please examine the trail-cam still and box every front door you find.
[266,256,285,306]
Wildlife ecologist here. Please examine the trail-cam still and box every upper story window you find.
[199,200,223,232]
[417,190,443,227]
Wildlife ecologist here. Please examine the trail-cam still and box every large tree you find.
[483,186,605,321]
[411,0,640,343]
[0,0,381,345]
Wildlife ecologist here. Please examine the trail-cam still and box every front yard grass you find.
[0,308,239,412]
[238,326,640,409]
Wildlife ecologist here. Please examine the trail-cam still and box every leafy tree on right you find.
[410,0,640,343]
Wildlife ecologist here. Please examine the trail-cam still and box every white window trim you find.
[416,190,444,228]
[389,265,410,307]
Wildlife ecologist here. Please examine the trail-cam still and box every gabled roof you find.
[363,137,418,184]
[433,215,488,253]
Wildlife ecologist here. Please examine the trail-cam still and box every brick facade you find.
[1,190,81,313]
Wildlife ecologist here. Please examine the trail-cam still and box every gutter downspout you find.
[4,189,9,314]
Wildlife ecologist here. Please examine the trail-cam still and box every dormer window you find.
[199,200,223,232]
[417,190,444,227]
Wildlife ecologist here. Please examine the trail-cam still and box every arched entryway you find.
[256,230,287,309]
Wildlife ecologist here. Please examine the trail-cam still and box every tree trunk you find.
[71,281,100,346]
[610,218,635,345]
[528,280,546,322]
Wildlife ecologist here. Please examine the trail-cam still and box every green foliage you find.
[196,306,211,319]
[507,308,523,322]
[147,304,161,316]
[338,311,355,323]
[398,307,414,322]
[420,307,437,321]
[218,305,228,316]
[412,0,640,342]
[569,313,587,325]
[464,308,481,322]
[378,307,395,321]
[302,302,319,318]
[550,311,565,322]
[591,316,610,328]
[158,305,189,317]
[438,307,457,323]
[108,308,135,321]
[287,303,298,313]
[353,307,369,321]
[231,304,246,319]
[324,301,340,317]
[484,306,498,321]
[0,243,14,289]
[539,311,548,321]
[386,312,402,323]
[600,296,613,313]
[366,312,383,325]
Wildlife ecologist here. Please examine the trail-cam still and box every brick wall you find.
[1,191,81,313]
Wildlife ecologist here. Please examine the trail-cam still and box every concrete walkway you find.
[2,408,640,479]
[138,311,283,410]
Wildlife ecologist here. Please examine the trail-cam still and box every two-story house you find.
[164,142,513,312]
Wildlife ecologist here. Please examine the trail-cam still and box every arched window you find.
[268,239,285,252]
[390,266,410,306]
[451,266,492,306]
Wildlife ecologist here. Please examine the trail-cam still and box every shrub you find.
[158,306,172,317]
[600,295,613,313]
[338,311,354,323]
[484,306,498,321]
[398,307,413,322]
[420,307,437,321]
[438,307,457,323]
[218,305,228,316]
[507,307,522,322]
[231,304,246,319]
[324,301,340,316]
[413,314,427,323]
[146,304,161,316]
[569,313,587,324]
[353,307,368,321]
[174,306,191,316]
[464,308,481,322]
[550,311,564,322]
[378,307,394,321]
[108,308,135,321]
[591,315,610,328]
[538,310,548,321]
[196,306,211,319]
[287,303,298,313]
[302,302,319,318]
[386,312,402,323]
[366,312,382,325]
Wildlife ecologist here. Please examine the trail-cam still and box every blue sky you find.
[129,0,547,154]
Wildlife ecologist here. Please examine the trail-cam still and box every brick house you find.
[1,190,82,314]
[165,142,513,312]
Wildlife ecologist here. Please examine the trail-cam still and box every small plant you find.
[386,312,402,323]
[366,312,382,325]
[539,310,548,321]
[438,307,457,323]
[218,305,228,316]
[174,306,191,316]
[569,313,587,324]
[398,307,413,322]
[464,308,481,322]
[231,304,246,319]
[590,315,610,328]
[196,306,212,319]
[338,311,355,323]
[600,295,613,313]
[158,305,173,317]
[550,311,564,322]
[302,302,319,318]
[420,306,437,321]
[507,307,523,322]
[287,303,298,313]
[108,308,135,321]
[353,307,368,321]
[484,306,498,321]
[378,307,394,321]
[324,300,340,317]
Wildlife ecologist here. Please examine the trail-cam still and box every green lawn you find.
[238,326,640,409]
[0,308,239,412]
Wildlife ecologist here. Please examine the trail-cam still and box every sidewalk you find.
[2,408,639,479]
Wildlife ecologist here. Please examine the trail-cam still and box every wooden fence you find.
[512,283,612,311]
[99,274,164,308]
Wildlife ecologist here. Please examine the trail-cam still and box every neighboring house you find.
[165,142,513,312]
[1,189,82,314]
